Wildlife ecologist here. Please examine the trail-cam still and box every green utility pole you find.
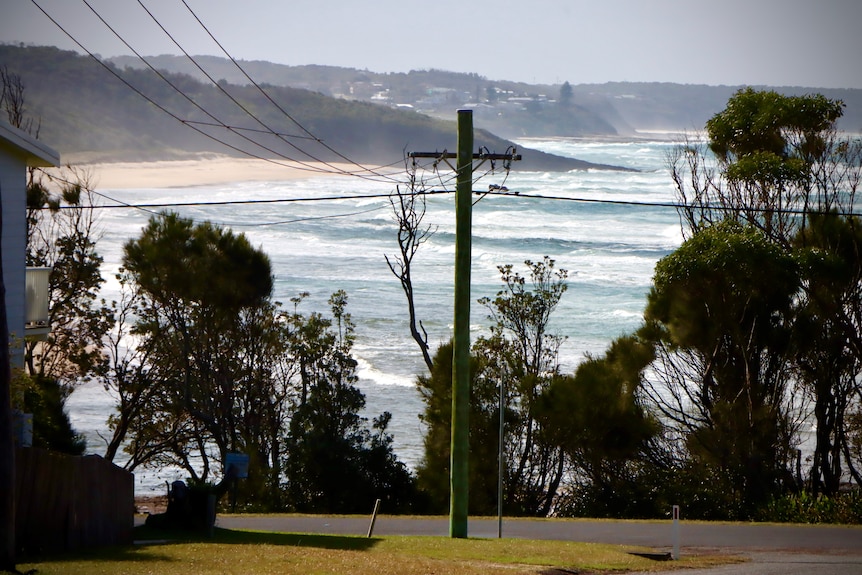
[408,114,520,539]
[450,109,473,538]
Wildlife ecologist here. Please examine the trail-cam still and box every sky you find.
[2,0,861,89]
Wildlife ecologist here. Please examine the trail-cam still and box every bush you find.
[756,490,862,524]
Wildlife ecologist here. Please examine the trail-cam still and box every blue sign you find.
[224,452,250,479]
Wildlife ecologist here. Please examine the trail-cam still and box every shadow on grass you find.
[134,525,380,551]
[19,526,379,567]
[203,527,380,550]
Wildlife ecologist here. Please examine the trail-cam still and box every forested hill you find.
[0,45,615,171]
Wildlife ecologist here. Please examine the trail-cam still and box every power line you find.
[133,0,382,180]
[227,204,390,228]
[483,189,862,217]
[176,0,403,184]
[31,0,409,184]
[35,175,862,219]
[30,0,313,172]
[75,189,454,210]
[79,0,322,172]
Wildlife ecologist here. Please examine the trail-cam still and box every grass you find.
[17,525,744,575]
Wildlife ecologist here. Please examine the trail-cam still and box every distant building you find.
[0,120,60,367]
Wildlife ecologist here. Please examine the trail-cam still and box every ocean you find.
[66,138,685,495]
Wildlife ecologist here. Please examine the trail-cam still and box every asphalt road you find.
[212,515,862,574]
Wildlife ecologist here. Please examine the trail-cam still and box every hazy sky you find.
[3,0,861,89]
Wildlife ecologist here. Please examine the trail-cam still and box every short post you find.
[367,498,382,538]
[671,504,680,560]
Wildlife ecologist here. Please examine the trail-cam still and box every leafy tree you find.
[13,373,85,455]
[793,213,862,491]
[283,291,415,513]
[119,220,415,511]
[24,172,113,388]
[415,257,569,516]
[642,220,800,512]
[673,87,846,245]
[669,88,862,497]
[478,257,568,515]
[121,212,274,481]
[539,335,660,517]
[414,341,508,515]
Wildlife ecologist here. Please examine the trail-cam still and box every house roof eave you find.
[0,119,60,168]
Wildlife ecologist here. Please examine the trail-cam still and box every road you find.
[214,515,862,574]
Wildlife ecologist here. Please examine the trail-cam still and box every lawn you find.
[17,525,743,575]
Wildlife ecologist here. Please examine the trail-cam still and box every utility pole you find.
[450,109,472,538]
[409,109,520,538]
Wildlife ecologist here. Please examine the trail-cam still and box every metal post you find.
[497,364,505,538]
[367,498,382,538]
[450,109,473,539]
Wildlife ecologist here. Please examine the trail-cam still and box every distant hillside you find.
[110,54,862,136]
[109,55,622,139]
[0,45,608,171]
[571,82,862,134]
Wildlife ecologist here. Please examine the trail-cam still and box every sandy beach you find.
[48,156,393,190]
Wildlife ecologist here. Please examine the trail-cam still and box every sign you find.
[225,452,250,479]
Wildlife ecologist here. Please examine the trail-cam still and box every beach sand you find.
[48,156,393,190]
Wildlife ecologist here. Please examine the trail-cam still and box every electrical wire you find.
[34,168,862,226]
[225,204,390,228]
[35,4,858,222]
[30,0,327,174]
[176,0,404,183]
[134,0,383,180]
[482,189,862,217]
[31,0,410,185]
[78,0,326,172]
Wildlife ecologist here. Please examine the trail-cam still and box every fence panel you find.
[15,447,134,553]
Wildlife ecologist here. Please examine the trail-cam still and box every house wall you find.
[0,151,27,368]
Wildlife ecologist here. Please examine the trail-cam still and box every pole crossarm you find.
[408,151,522,161]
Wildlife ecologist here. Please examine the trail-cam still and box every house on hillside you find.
[0,119,60,368]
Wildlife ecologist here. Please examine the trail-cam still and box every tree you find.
[283,291,415,513]
[119,217,414,511]
[793,213,862,491]
[414,341,508,515]
[558,81,573,107]
[415,257,570,516]
[386,172,437,373]
[121,212,274,481]
[671,88,846,245]
[540,335,660,517]
[669,88,862,497]
[642,220,800,512]
[24,171,113,388]
[477,257,568,515]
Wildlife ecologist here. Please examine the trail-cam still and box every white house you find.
[0,120,60,367]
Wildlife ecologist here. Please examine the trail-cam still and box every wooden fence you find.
[15,447,134,554]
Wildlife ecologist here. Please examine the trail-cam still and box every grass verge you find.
[17,525,743,575]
